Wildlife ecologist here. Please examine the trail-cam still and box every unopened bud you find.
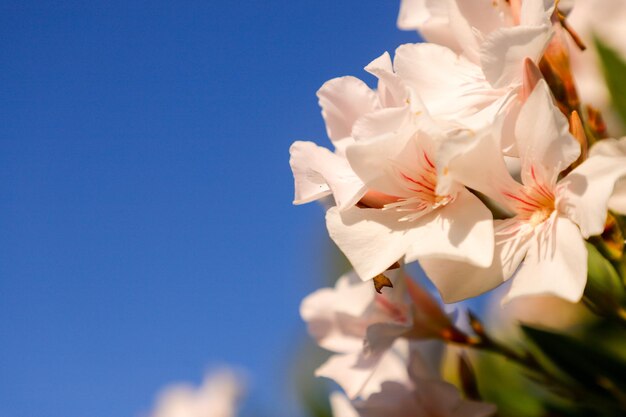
[570,110,588,164]
[540,25,580,115]
[521,58,544,102]
[586,105,609,140]
[404,277,454,339]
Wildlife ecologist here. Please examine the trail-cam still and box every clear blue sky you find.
[0,2,417,416]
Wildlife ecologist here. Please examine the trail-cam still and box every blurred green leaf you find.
[585,243,624,315]
[595,37,626,127]
[522,325,626,399]
[475,352,545,417]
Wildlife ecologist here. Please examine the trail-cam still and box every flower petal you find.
[445,0,503,63]
[316,343,410,400]
[327,189,493,282]
[420,218,531,303]
[393,43,496,122]
[436,128,520,212]
[325,206,433,280]
[397,0,431,30]
[519,0,555,26]
[505,215,587,302]
[559,154,626,237]
[289,141,366,210]
[515,80,580,187]
[348,109,429,198]
[317,77,379,144]
[405,188,494,268]
[329,392,359,417]
[364,52,408,109]
[300,272,376,353]
[480,25,553,89]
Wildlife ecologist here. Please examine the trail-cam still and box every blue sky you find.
[0,2,418,416]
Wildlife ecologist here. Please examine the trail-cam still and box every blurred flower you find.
[150,369,245,417]
[330,347,496,417]
[567,0,626,128]
[301,270,454,399]
[485,283,592,338]
[589,137,626,214]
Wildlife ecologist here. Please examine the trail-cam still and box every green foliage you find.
[595,37,626,127]
[584,243,625,315]
[522,325,626,416]
[476,352,545,417]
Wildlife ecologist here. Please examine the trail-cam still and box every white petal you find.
[405,188,494,268]
[326,206,431,280]
[588,138,626,215]
[329,392,359,417]
[326,190,493,282]
[415,380,497,417]
[437,128,520,212]
[420,218,531,303]
[316,346,409,400]
[515,80,580,187]
[348,109,429,198]
[559,155,626,237]
[519,0,555,26]
[300,272,375,353]
[480,25,553,89]
[445,0,491,63]
[397,0,431,30]
[364,52,408,109]
[589,137,626,158]
[393,43,497,122]
[289,141,366,210]
[317,77,379,144]
[609,180,626,215]
[506,215,587,302]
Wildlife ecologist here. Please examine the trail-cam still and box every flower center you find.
[383,150,454,221]
[504,181,556,228]
[528,206,553,227]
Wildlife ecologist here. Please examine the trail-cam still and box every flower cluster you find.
[291,0,626,415]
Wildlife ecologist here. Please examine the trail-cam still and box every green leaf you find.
[522,325,626,395]
[595,37,626,127]
[585,242,624,314]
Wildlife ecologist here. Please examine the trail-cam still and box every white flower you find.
[330,348,496,417]
[301,270,452,399]
[289,77,378,209]
[289,51,430,211]
[432,80,626,303]
[394,0,554,148]
[589,137,626,215]
[567,0,626,124]
[326,112,494,281]
[150,369,245,417]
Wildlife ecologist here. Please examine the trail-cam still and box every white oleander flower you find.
[150,369,245,417]
[429,80,626,303]
[325,109,494,282]
[330,348,496,417]
[301,270,452,399]
[589,137,626,215]
[567,0,626,129]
